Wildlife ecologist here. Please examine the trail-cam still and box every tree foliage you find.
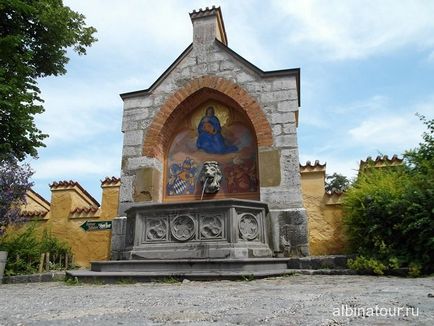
[0,0,97,160]
[0,155,33,234]
[343,115,434,274]
[325,173,350,193]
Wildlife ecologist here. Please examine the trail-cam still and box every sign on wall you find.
[80,221,112,232]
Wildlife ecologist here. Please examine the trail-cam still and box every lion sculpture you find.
[201,161,222,194]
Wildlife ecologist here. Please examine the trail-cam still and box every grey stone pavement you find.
[0,275,433,325]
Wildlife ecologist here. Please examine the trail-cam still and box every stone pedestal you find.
[118,199,273,260]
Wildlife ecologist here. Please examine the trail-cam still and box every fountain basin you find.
[121,199,273,260]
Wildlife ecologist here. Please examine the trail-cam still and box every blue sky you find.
[31,0,434,203]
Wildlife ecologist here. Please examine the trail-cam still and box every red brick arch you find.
[143,75,273,160]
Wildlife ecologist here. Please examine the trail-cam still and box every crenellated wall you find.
[20,177,120,267]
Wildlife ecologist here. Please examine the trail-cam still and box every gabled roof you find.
[120,42,301,107]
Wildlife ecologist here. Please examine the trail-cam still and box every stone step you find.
[90,258,290,273]
[66,268,357,283]
[66,255,354,283]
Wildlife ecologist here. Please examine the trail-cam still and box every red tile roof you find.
[360,154,403,165]
[101,176,120,186]
[300,160,326,168]
[21,210,48,218]
[71,206,99,214]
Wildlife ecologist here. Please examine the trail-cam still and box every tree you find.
[343,115,434,274]
[325,173,350,193]
[0,155,33,235]
[0,0,97,160]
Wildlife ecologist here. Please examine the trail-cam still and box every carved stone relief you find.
[145,218,168,241]
[200,215,223,239]
[239,213,259,240]
[171,215,196,241]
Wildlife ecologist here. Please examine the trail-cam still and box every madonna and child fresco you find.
[165,101,259,201]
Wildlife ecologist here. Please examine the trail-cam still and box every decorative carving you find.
[239,213,259,240]
[200,215,223,239]
[200,161,222,194]
[171,215,195,241]
[146,218,167,241]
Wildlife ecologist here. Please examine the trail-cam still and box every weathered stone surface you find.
[122,146,142,157]
[258,150,281,187]
[275,135,298,148]
[277,100,298,112]
[111,216,127,260]
[123,96,153,110]
[272,124,282,135]
[123,130,143,147]
[119,176,134,202]
[126,156,162,171]
[282,123,296,134]
[133,168,161,202]
[275,209,309,257]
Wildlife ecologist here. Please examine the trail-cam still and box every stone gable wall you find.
[120,41,302,211]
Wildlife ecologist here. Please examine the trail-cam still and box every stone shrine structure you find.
[113,6,309,261]
[66,6,314,280]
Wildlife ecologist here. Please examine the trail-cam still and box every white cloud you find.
[274,0,434,60]
[349,116,422,148]
[348,97,434,149]
[31,148,121,181]
[35,77,128,144]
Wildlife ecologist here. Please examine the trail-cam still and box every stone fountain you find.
[67,6,309,282]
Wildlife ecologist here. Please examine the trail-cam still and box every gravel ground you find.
[0,275,433,325]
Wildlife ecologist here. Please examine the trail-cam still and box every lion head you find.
[201,161,222,194]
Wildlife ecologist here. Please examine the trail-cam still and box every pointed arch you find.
[143,76,273,160]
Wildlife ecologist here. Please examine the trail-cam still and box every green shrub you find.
[343,115,434,274]
[347,256,387,275]
[0,223,71,276]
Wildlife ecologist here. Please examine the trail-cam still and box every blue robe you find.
[196,116,238,154]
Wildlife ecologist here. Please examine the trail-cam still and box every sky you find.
[31,0,434,203]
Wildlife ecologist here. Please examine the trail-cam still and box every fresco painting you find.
[165,101,258,199]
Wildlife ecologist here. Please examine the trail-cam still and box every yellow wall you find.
[23,180,120,268]
[300,166,347,255]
